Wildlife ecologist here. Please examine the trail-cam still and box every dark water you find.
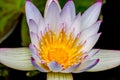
[0,0,120,80]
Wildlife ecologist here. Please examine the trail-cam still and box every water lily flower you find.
[26,0,102,73]
[0,0,120,80]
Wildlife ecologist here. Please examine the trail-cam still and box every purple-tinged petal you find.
[69,13,81,36]
[45,1,60,32]
[81,1,102,30]
[60,0,75,29]
[79,20,101,42]
[61,63,80,73]
[31,57,50,72]
[30,32,39,48]
[45,0,61,17]
[28,19,38,33]
[48,61,63,72]
[25,1,43,25]
[0,48,36,71]
[66,0,76,20]
[29,44,41,62]
[73,59,99,73]
[81,33,101,52]
[87,49,120,72]
[84,49,100,62]
[87,49,100,58]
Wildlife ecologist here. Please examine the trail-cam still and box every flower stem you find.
[47,72,73,80]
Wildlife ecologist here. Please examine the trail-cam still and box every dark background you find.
[0,0,120,80]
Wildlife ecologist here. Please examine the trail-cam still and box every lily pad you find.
[0,0,25,43]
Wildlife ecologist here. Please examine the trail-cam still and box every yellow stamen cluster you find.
[38,28,83,69]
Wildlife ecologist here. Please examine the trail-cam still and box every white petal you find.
[81,33,101,52]
[28,19,38,33]
[0,48,36,71]
[30,32,39,48]
[44,0,61,17]
[87,49,120,72]
[25,1,43,25]
[29,44,41,62]
[69,13,81,36]
[31,57,50,72]
[81,2,102,30]
[73,59,99,73]
[48,61,62,72]
[45,1,60,32]
[65,0,76,20]
[79,20,101,42]
[60,1,75,29]
[84,49,100,61]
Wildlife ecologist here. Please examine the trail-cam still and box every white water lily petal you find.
[73,59,99,73]
[79,20,101,42]
[29,44,41,62]
[65,0,76,20]
[45,1,60,32]
[31,57,50,72]
[87,49,120,72]
[81,33,101,52]
[29,19,38,33]
[45,0,61,17]
[0,48,36,71]
[60,1,73,29]
[61,63,80,73]
[70,13,81,36]
[48,61,63,72]
[25,1,43,25]
[81,2,102,30]
[30,32,39,48]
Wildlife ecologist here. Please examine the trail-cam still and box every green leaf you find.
[21,16,31,47]
[0,0,25,43]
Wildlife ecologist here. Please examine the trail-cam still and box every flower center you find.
[38,28,83,69]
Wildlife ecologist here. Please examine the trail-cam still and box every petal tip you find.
[97,0,102,3]
[96,58,100,63]
[98,32,102,36]
[96,0,102,5]
[98,19,102,23]
[26,0,30,2]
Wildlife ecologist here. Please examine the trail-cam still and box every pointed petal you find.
[45,1,60,31]
[69,13,81,36]
[73,59,99,73]
[0,48,36,71]
[81,33,101,52]
[87,49,100,59]
[81,2,102,30]
[25,1,43,25]
[79,20,101,42]
[84,49,100,62]
[48,61,63,72]
[66,0,76,20]
[60,0,75,29]
[29,44,40,62]
[87,49,120,72]
[61,63,80,73]
[31,57,50,72]
[30,32,39,48]
[28,19,38,33]
[44,0,61,17]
